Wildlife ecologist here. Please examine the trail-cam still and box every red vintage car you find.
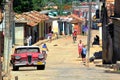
[10,46,46,71]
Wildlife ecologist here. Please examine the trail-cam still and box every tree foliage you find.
[13,0,74,13]
[13,0,97,13]
[13,0,33,13]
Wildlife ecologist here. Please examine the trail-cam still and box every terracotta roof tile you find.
[15,11,49,26]
[15,14,27,23]
[31,11,49,20]
[23,13,40,23]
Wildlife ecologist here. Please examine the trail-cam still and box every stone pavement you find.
[31,30,118,72]
[32,30,102,66]
[33,31,120,80]
[9,30,120,80]
[34,30,102,63]
[11,30,106,68]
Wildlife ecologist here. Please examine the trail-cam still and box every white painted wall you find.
[52,20,58,33]
[15,26,24,45]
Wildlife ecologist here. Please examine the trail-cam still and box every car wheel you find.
[37,65,45,70]
[13,66,19,71]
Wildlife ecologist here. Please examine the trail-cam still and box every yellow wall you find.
[38,21,45,39]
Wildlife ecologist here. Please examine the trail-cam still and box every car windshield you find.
[15,48,40,54]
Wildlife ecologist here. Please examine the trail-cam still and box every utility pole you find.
[86,0,92,67]
[3,0,12,80]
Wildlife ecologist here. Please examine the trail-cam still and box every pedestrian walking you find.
[48,31,53,42]
[28,35,32,46]
[81,45,87,64]
[41,43,49,60]
[72,30,77,43]
[83,25,88,35]
[78,40,83,58]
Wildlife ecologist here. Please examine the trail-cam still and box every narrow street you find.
[10,30,120,80]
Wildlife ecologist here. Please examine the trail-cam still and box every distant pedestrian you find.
[28,35,32,46]
[41,43,49,59]
[83,25,88,35]
[92,35,100,46]
[48,32,53,42]
[82,25,85,35]
[72,30,77,43]
[81,45,87,64]
[26,36,29,46]
[78,40,83,58]
[95,35,100,44]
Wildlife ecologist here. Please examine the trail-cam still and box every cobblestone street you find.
[10,30,120,80]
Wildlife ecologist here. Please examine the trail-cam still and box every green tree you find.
[13,0,33,13]
[13,0,50,13]
[32,0,48,11]
[13,0,73,13]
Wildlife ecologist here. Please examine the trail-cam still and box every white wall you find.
[15,26,24,45]
[52,20,58,33]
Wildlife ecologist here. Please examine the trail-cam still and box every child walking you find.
[72,30,77,43]
[81,45,87,64]
[78,40,83,58]
[41,43,49,60]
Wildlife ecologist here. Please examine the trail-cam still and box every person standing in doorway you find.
[78,40,83,58]
[27,36,29,46]
[28,35,32,46]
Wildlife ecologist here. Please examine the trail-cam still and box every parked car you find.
[10,46,46,71]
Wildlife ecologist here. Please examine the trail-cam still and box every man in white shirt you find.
[28,35,32,46]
